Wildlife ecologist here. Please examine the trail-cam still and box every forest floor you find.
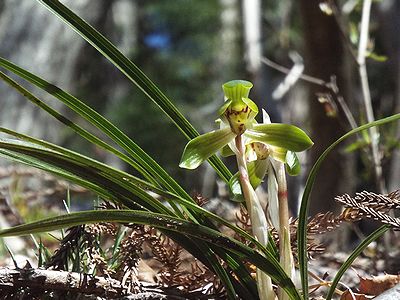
[0,167,399,299]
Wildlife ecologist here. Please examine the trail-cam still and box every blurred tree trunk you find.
[299,1,355,215]
[242,0,270,109]
[378,2,400,192]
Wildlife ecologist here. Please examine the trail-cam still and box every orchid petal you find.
[285,151,301,176]
[179,127,236,169]
[262,109,271,124]
[217,99,232,116]
[218,119,238,156]
[245,144,258,162]
[222,80,253,103]
[242,97,259,115]
[270,146,287,163]
[248,159,269,188]
[228,173,244,202]
[245,123,313,152]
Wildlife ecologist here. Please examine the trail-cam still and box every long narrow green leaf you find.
[0,138,256,296]
[0,128,218,232]
[214,247,259,298]
[0,127,274,264]
[0,147,242,296]
[0,71,156,186]
[297,113,400,298]
[0,138,167,213]
[0,149,122,204]
[0,58,220,228]
[325,225,389,300]
[1,125,194,221]
[0,129,172,210]
[0,130,275,259]
[0,209,302,300]
[0,57,191,201]
[34,0,232,183]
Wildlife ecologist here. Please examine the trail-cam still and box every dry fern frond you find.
[147,231,183,286]
[335,190,400,230]
[118,225,148,293]
[307,212,344,235]
[276,218,326,260]
[85,222,117,236]
[182,261,222,294]
[335,190,400,211]
[234,204,252,245]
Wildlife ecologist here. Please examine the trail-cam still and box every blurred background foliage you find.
[0,0,399,219]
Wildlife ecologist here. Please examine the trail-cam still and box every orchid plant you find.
[0,2,399,299]
[180,80,313,300]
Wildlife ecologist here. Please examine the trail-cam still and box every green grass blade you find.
[0,149,122,204]
[0,57,191,200]
[297,113,400,298]
[0,128,275,258]
[198,244,237,300]
[0,128,173,205]
[0,150,243,296]
[34,0,232,183]
[214,247,259,298]
[0,138,170,213]
[0,138,256,296]
[0,209,301,300]
[325,225,389,300]
[0,71,158,185]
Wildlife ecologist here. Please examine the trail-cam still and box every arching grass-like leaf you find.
[0,209,302,300]
[0,71,156,185]
[0,130,278,257]
[33,0,232,183]
[297,113,400,299]
[0,57,191,201]
[0,135,261,298]
[325,225,389,300]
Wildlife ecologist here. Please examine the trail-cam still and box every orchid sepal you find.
[245,123,313,152]
[179,127,236,169]
[222,80,253,104]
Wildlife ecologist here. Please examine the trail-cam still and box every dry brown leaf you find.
[340,291,374,300]
[359,274,400,295]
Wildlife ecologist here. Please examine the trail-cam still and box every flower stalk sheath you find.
[276,162,294,300]
[235,134,276,300]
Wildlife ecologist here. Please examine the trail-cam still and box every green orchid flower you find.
[241,110,302,179]
[179,80,313,170]
[228,109,305,203]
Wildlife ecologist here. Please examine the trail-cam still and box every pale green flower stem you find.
[276,162,295,300]
[235,134,277,300]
